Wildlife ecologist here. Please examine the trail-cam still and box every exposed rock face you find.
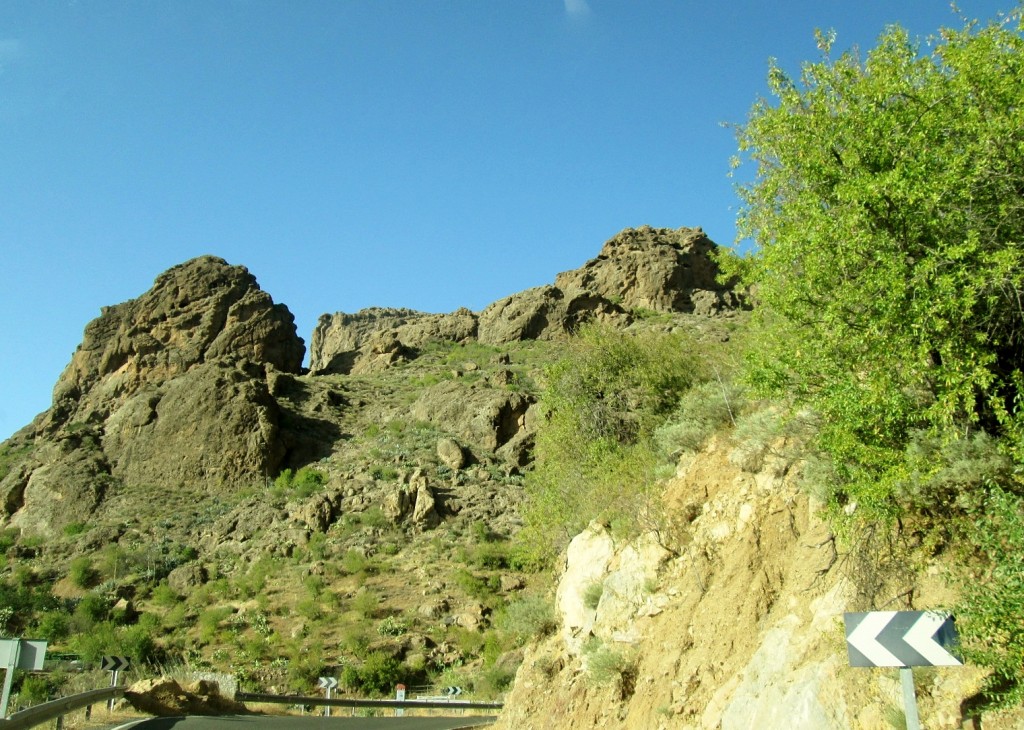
[309,226,741,371]
[310,307,477,374]
[410,382,535,455]
[493,437,1007,730]
[2,256,305,535]
[48,255,304,429]
[554,225,738,315]
[101,359,286,489]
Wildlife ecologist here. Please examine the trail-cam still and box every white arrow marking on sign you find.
[904,612,962,666]
[848,611,902,666]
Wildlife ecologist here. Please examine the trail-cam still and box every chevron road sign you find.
[844,611,962,668]
[101,656,132,672]
[444,686,463,697]
[318,676,339,718]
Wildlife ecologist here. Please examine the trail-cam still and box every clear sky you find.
[0,0,1013,441]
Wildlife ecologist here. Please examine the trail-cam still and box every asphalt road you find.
[114,716,497,730]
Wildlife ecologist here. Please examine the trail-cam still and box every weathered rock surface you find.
[310,307,478,374]
[411,382,534,455]
[48,255,304,430]
[124,678,249,716]
[554,225,739,315]
[493,436,1013,730]
[309,226,741,371]
[1,256,305,535]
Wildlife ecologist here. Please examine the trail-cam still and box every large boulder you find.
[124,678,249,716]
[410,381,534,455]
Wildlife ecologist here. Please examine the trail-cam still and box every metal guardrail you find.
[237,691,503,712]
[0,687,125,730]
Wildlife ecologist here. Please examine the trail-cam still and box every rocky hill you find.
[1,224,1016,728]
[0,225,749,711]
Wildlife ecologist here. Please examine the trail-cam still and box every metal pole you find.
[0,639,21,717]
[900,667,921,730]
[107,670,118,712]
[324,686,331,717]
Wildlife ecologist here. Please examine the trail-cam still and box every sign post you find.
[317,676,338,717]
[395,683,406,717]
[101,656,132,711]
[0,639,47,717]
[844,611,962,730]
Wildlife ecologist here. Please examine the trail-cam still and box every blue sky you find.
[0,0,1013,441]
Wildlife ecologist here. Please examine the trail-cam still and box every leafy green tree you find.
[726,7,1024,709]
[728,8,1024,509]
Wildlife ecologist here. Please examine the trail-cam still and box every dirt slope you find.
[494,436,1024,730]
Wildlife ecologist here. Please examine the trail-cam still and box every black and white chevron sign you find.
[844,611,962,667]
[317,676,338,690]
[444,686,463,697]
[100,655,132,672]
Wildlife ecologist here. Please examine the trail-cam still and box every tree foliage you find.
[727,8,1024,511]
[726,7,1024,710]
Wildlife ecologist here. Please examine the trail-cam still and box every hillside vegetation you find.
[0,225,743,712]
[0,6,1021,725]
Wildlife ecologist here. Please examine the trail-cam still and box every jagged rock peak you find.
[555,225,736,314]
[309,225,741,373]
[48,255,304,428]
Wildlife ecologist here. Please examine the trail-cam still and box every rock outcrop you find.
[1,256,305,535]
[48,255,304,429]
[493,436,1017,730]
[310,307,478,374]
[309,226,740,372]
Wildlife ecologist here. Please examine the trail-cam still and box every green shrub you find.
[62,522,88,537]
[583,638,634,685]
[151,582,181,608]
[34,611,70,642]
[360,507,388,529]
[17,673,58,706]
[341,550,374,576]
[377,616,408,637]
[341,652,405,696]
[497,595,556,642]
[454,569,500,602]
[72,594,110,629]
[198,607,233,643]
[370,465,400,482]
[655,380,743,457]
[583,581,604,610]
[68,557,99,589]
[523,324,705,554]
[351,589,379,619]
[956,487,1024,711]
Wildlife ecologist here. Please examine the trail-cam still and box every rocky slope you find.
[494,435,1024,729]
[0,225,744,702]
